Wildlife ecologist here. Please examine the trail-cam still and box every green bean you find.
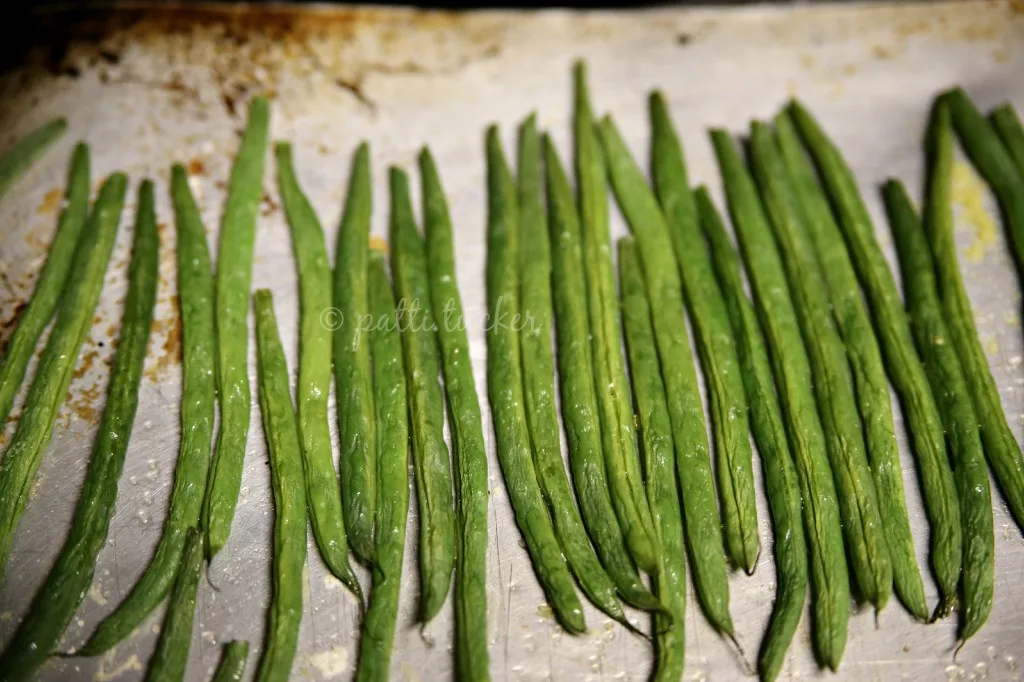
[573,62,658,573]
[0,180,156,682]
[695,189,807,682]
[144,527,203,682]
[0,117,67,200]
[782,103,966,614]
[0,172,127,583]
[991,103,1024,179]
[618,238,685,682]
[542,137,660,611]
[648,93,759,574]
[252,289,307,682]
[80,166,216,656]
[0,144,89,427]
[486,126,585,634]
[710,130,848,670]
[275,142,363,605]
[419,147,491,678]
[202,97,271,559]
[748,121,893,612]
[211,641,249,682]
[599,117,733,635]
[333,142,377,565]
[356,251,410,682]
[886,174,994,640]
[517,115,627,626]
[389,166,456,622]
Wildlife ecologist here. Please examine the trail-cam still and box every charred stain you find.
[187,158,206,176]
[676,33,693,46]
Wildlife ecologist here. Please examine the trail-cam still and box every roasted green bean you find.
[0,117,66,200]
[211,641,250,682]
[990,103,1024,179]
[144,527,203,682]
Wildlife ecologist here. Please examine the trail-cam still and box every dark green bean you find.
[0,144,89,427]
[211,641,249,682]
[389,166,456,622]
[991,103,1024,179]
[618,238,685,682]
[202,97,271,559]
[774,111,955,619]
[0,172,127,583]
[648,93,759,574]
[80,166,216,656]
[253,289,307,682]
[419,147,491,678]
[144,527,203,682]
[275,142,363,605]
[333,142,377,565]
[572,62,659,573]
[0,117,66,200]
[356,251,410,682]
[542,137,660,611]
[486,126,585,634]
[886,174,994,640]
[0,181,156,682]
[599,116,733,635]
[710,130,848,670]
[695,188,807,682]
[748,121,893,613]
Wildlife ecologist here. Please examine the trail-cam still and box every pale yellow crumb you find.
[952,160,998,263]
[368,236,388,254]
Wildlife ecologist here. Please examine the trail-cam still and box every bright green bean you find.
[486,126,585,634]
[0,117,66,200]
[991,103,1024,179]
[211,641,249,682]
[253,289,307,682]
[0,172,127,584]
[202,97,271,559]
[144,527,203,682]
[0,143,89,427]
[711,130,848,670]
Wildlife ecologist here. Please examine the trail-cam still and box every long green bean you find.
[598,117,732,635]
[0,117,67,200]
[0,180,157,682]
[542,137,660,611]
[695,188,807,682]
[389,166,456,623]
[886,175,994,641]
[419,147,491,678]
[648,93,759,574]
[618,238,685,682]
[275,142,363,604]
[0,172,127,583]
[202,97,271,559]
[573,62,658,573]
[253,290,307,682]
[774,111,954,618]
[333,142,377,565]
[80,166,216,656]
[711,130,848,670]
[144,527,203,682]
[486,126,585,634]
[990,103,1024,179]
[211,641,249,682]
[0,144,89,427]
[356,251,410,682]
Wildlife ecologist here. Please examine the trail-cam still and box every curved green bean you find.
[887,174,994,640]
[572,62,658,573]
[211,641,250,682]
[356,251,410,682]
[542,136,660,611]
[333,142,377,565]
[0,181,157,682]
[419,147,491,678]
[486,126,585,634]
[710,130,848,670]
[0,143,89,427]
[648,93,759,574]
[275,142,363,605]
[389,166,456,623]
[991,104,1024,179]
[599,116,733,635]
[253,289,307,682]
[144,527,203,682]
[0,117,67,200]
[202,96,271,559]
[80,166,216,656]
[618,238,685,681]
[0,172,127,584]
[695,188,807,682]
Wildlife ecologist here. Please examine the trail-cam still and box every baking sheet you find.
[1,2,1024,680]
